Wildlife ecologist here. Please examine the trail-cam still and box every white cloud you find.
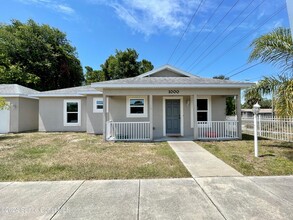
[89,0,204,36]
[17,0,75,15]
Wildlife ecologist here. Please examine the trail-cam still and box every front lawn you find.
[0,132,190,181]
[197,134,293,176]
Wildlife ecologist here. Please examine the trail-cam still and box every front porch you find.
[106,120,240,141]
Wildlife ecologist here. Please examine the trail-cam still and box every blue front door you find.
[166,99,181,135]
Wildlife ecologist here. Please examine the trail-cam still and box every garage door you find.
[0,108,10,133]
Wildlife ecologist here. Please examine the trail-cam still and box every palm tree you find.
[248,27,293,117]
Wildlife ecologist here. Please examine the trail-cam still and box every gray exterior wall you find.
[39,97,86,132]
[4,97,38,132]
[18,98,39,132]
[211,96,226,121]
[86,95,103,134]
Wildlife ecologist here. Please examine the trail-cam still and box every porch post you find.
[236,93,242,139]
[103,94,108,141]
[193,94,198,139]
[149,95,153,140]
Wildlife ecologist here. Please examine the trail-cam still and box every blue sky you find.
[1,0,290,82]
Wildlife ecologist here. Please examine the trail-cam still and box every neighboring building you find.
[0,84,39,133]
[241,108,273,118]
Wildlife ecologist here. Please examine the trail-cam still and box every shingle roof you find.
[33,85,102,97]
[92,77,253,89]
[0,84,39,95]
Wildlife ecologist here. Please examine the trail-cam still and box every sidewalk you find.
[168,141,242,177]
[0,177,293,219]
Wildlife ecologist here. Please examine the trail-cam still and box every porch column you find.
[103,94,108,141]
[236,93,242,139]
[149,95,153,140]
[193,94,198,139]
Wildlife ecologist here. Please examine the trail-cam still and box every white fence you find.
[242,116,293,142]
[197,121,239,140]
[106,121,151,141]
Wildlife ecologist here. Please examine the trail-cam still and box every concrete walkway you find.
[0,177,293,219]
[168,141,243,177]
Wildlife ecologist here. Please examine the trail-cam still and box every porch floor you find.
[154,136,194,142]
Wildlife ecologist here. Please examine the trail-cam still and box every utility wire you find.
[173,0,225,66]
[166,0,206,64]
[188,0,266,71]
[179,0,241,67]
[227,62,262,78]
[185,0,257,70]
[194,4,286,74]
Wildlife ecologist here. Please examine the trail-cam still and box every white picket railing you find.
[197,121,239,140]
[106,121,151,141]
[242,116,293,142]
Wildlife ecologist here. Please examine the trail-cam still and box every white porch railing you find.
[106,121,151,141]
[197,121,239,140]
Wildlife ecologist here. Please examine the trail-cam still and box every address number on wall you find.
[169,90,179,94]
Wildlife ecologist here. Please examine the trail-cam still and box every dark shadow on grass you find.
[242,133,270,141]
[0,135,23,141]
[259,154,275,158]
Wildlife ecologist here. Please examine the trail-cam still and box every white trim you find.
[197,96,212,126]
[93,97,103,113]
[137,65,198,78]
[91,83,253,89]
[1,95,39,100]
[126,96,148,118]
[163,96,184,136]
[191,96,194,128]
[32,94,84,97]
[63,99,81,126]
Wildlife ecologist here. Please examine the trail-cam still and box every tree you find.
[0,19,84,91]
[0,97,7,110]
[84,66,105,85]
[213,75,235,115]
[248,27,293,117]
[101,48,153,80]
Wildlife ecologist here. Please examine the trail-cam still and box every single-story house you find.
[34,65,253,141]
[0,84,39,133]
[241,108,273,118]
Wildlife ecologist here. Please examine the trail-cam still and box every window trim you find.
[64,99,81,126]
[191,96,211,128]
[126,96,148,118]
[93,97,103,113]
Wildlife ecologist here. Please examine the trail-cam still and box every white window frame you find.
[64,99,81,126]
[93,97,103,113]
[126,96,148,118]
[191,96,211,128]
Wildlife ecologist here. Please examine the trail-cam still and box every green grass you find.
[197,134,293,176]
[0,132,190,181]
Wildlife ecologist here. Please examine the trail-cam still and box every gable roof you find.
[0,84,39,99]
[33,85,102,97]
[137,65,198,78]
[91,65,253,90]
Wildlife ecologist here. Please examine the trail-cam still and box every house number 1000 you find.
[169,90,179,94]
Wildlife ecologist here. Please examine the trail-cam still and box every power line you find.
[166,0,206,64]
[173,0,225,66]
[188,0,266,72]
[194,4,286,74]
[227,62,262,78]
[185,0,257,70]
[179,0,241,67]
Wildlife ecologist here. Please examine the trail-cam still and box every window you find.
[93,97,103,113]
[127,96,148,117]
[64,100,81,126]
[197,99,209,121]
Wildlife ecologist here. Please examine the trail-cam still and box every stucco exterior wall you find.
[86,95,103,134]
[211,96,226,121]
[4,97,19,133]
[18,98,39,132]
[39,97,87,132]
